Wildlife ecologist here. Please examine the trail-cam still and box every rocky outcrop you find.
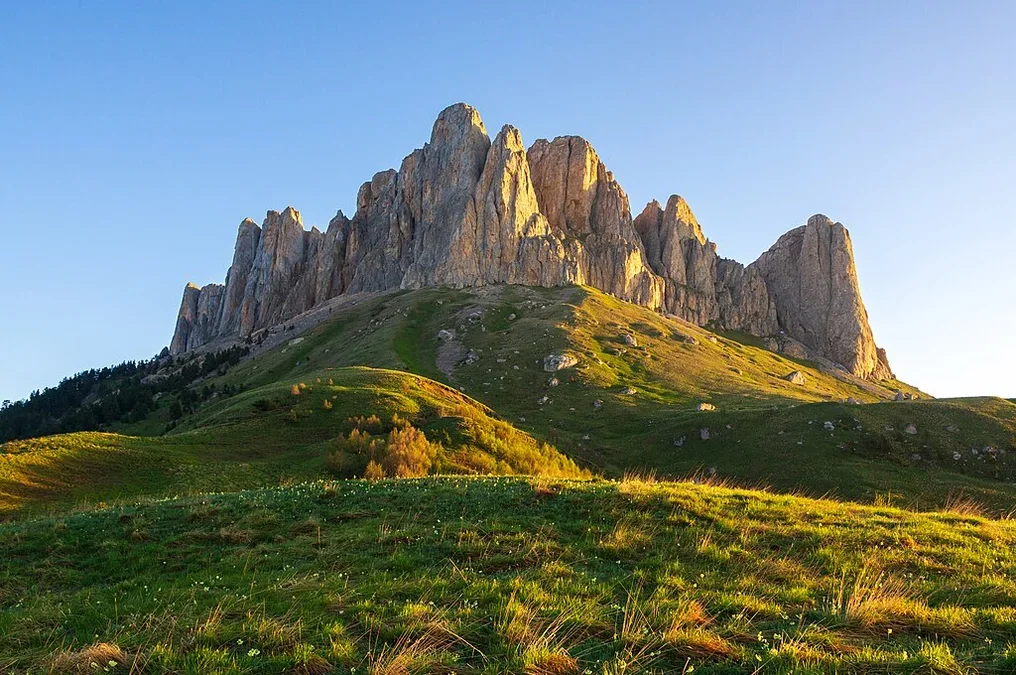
[715,259,779,336]
[168,103,890,381]
[633,196,777,335]
[750,215,891,379]
[217,219,261,335]
[170,282,224,354]
[528,136,663,309]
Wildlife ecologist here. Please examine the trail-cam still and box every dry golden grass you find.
[365,622,461,675]
[942,491,989,518]
[599,517,657,554]
[524,652,580,675]
[665,627,740,660]
[48,643,136,674]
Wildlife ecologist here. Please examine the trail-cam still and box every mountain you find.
[170,103,891,380]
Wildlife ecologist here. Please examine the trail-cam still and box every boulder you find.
[784,371,807,385]
[544,354,578,372]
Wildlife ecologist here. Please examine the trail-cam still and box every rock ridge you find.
[170,103,891,380]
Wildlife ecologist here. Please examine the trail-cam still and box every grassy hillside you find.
[4,476,1016,673]
[4,284,1016,673]
[0,367,583,518]
[175,285,1016,512]
[3,285,1014,516]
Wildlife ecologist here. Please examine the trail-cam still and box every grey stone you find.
[543,354,578,372]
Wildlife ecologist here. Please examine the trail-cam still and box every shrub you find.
[327,429,381,477]
[364,460,386,480]
[252,397,281,412]
[382,425,440,477]
[348,414,382,431]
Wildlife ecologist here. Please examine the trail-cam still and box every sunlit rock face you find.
[169,103,890,380]
[749,215,892,379]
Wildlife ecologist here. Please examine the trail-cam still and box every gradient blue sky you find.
[1,1,1013,402]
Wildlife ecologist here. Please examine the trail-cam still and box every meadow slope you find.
[3,476,1016,673]
[3,285,1015,515]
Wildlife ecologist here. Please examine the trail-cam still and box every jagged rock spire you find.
[750,215,891,379]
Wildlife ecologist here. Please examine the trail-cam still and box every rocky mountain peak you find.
[169,104,891,381]
[749,214,890,379]
[664,195,706,246]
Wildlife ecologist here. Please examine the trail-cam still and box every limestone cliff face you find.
[632,196,778,335]
[217,219,261,336]
[170,282,224,354]
[749,215,891,379]
[168,103,890,380]
[527,136,664,310]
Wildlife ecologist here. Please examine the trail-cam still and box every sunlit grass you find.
[3,476,1016,672]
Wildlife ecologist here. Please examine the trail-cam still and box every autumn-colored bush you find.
[364,460,386,480]
[382,425,440,477]
[348,414,382,431]
[327,420,440,478]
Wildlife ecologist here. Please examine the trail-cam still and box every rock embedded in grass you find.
[543,353,578,372]
[784,370,807,385]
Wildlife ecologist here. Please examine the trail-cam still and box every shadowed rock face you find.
[169,103,890,380]
[170,282,223,354]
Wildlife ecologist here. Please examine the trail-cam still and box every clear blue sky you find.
[1,1,1013,402]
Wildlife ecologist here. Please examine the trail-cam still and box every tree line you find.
[0,345,249,442]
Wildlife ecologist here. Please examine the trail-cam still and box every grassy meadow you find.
[2,285,1016,673]
[4,476,1016,673]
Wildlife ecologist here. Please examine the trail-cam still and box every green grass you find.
[176,284,1014,512]
[4,284,1016,673]
[0,367,583,518]
[4,285,1015,516]
[3,476,1016,673]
